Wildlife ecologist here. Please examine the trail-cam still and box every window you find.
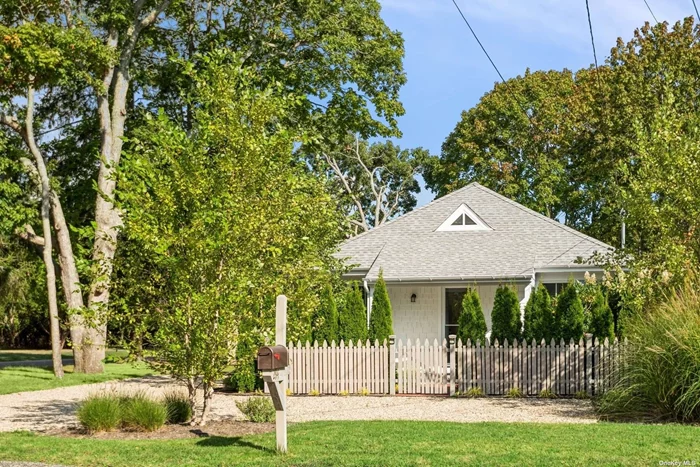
[445,288,466,339]
[436,204,491,232]
[543,283,568,297]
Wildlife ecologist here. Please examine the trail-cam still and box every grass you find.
[0,421,698,466]
[0,363,154,395]
[0,348,128,362]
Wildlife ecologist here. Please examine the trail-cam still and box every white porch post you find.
[364,280,375,328]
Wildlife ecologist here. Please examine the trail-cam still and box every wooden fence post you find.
[389,335,396,395]
[585,333,593,396]
[448,334,456,396]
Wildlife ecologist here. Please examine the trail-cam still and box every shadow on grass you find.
[193,433,274,453]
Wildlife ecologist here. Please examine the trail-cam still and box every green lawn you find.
[0,421,698,466]
[0,363,154,395]
[0,348,128,362]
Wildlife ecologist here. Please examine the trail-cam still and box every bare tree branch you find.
[17,224,45,247]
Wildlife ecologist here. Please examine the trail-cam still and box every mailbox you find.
[257,345,288,371]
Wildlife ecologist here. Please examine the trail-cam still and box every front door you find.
[445,288,467,340]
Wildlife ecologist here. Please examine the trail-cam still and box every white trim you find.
[436,203,491,232]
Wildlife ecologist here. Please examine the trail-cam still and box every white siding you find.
[387,283,528,342]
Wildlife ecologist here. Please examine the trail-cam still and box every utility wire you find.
[585,0,600,73]
[643,0,659,24]
[693,0,700,22]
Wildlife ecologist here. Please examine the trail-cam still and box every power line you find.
[643,0,659,24]
[693,0,700,22]
[585,0,600,73]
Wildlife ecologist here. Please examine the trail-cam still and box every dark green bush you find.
[457,288,487,344]
[236,396,275,423]
[598,276,700,423]
[77,394,122,432]
[164,390,192,424]
[589,289,615,340]
[312,284,339,344]
[121,395,167,432]
[523,284,555,342]
[555,281,584,342]
[368,271,393,343]
[225,358,259,393]
[491,285,521,344]
[338,282,367,343]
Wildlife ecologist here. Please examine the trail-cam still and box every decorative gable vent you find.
[436,204,491,232]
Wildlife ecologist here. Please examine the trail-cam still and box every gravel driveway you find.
[0,376,596,432]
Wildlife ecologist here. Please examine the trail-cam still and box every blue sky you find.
[377,0,694,207]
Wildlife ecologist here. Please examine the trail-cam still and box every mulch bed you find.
[46,419,275,440]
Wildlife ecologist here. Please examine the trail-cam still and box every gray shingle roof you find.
[337,183,613,281]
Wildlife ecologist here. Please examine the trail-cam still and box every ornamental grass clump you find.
[121,395,167,432]
[77,394,122,433]
[236,396,275,423]
[598,276,700,423]
[164,390,193,424]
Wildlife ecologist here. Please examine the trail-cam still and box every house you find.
[338,182,613,343]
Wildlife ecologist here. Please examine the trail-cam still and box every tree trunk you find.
[187,377,198,425]
[198,382,214,426]
[25,85,63,379]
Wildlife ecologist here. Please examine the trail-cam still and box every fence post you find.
[585,333,593,396]
[389,335,396,395]
[448,334,456,396]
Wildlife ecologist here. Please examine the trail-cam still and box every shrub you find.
[312,284,339,344]
[589,289,615,341]
[368,270,393,343]
[77,394,122,433]
[491,285,521,343]
[457,288,487,344]
[506,388,523,398]
[464,387,484,398]
[539,389,557,399]
[121,396,167,432]
[338,282,367,342]
[339,390,349,396]
[225,358,259,393]
[574,390,590,400]
[359,387,370,396]
[598,276,700,423]
[285,388,293,396]
[309,389,320,396]
[164,390,192,424]
[555,281,584,342]
[523,284,555,342]
[236,396,275,423]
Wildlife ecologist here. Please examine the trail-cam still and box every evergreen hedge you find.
[338,282,367,343]
[368,271,393,343]
[555,281,584,342]
[457,288,487,344]
[491,285,521,344]
[589,289,615,341]
[523,284,556,343]
[312,284,339,344]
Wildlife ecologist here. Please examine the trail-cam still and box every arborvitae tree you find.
[523,284,555,342]
[589,289,615,340]
[555,281,585,342]
[368,271,393,343]
[491,285,521,343]
[338,282,367,342]
[457,288,487,344]
[312,284,339,344]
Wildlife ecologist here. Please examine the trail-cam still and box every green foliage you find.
[490,285,521,344]
[225,358,259,394]
[589,290,615,341]
[338,282,367,343]
[163,391,192,425]
[312,284,339,344]
[121,395,167,432]
[598,276,700,423]
[506,388,523,398]
[457,288,487,344]
[77,394,122,433]
[574,390,590,400]
[464,387,484,398]
[119,53,343,422]
[538,389,557,399]
[555,282,584,342]
[523,284,555,343]
[368,271,393,343]
[236,397,275,423]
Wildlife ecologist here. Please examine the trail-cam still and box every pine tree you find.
[368,271,393,343]
[457,288,487,344]
[522,286,539,342]
[555,280,584,342]
[589,289,615,340]
[523,284,555,342]
[491,285,521,343]
[338,282,367,343]
[312,284,339,344]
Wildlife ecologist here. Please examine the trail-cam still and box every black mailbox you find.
[257,345,288,371]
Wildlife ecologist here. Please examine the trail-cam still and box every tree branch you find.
[17,224,45,247]
[323,153,369,232]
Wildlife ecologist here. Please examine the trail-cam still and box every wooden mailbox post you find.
[258,295,288,453]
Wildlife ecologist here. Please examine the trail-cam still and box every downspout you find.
[363,279,371,329]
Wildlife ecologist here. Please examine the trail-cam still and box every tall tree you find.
[0,0,406,372]
[368,270,393,342]
[339,282,367,343]
[457,288,487,344]
[491,285,521,344]
[555,281,585,342]
[312,285,339,345]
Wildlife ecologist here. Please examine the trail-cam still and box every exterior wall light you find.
[410,293,417,303]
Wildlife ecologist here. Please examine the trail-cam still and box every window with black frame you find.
[445,288,466,340]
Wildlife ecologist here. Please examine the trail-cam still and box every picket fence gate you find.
[285,335,622,397]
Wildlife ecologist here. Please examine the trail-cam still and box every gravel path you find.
[0,376,596,432]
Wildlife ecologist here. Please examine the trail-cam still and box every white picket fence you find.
[285,335,622,396]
